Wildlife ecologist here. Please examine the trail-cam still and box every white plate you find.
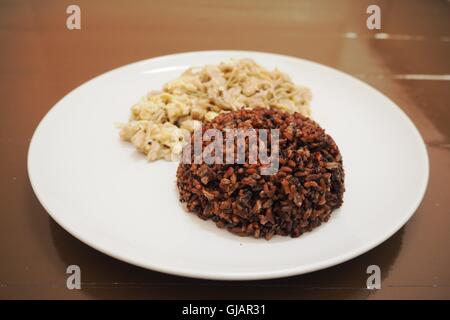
[28,51,429,280]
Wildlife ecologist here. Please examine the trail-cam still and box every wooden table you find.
[0,0,449,299]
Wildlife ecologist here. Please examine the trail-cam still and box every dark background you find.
[0,0,449,299]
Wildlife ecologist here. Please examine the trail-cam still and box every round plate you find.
[28,51,429,280]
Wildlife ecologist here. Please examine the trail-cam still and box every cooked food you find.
[176,108,345,240]
[119,58,312,161]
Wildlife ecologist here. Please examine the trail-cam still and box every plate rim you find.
[27,50,430,280]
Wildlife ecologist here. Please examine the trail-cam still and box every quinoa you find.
[176,108,345,240]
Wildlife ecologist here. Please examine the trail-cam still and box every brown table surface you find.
[1,0,449,300]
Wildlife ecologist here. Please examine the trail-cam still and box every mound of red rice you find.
[176,108,345,240]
